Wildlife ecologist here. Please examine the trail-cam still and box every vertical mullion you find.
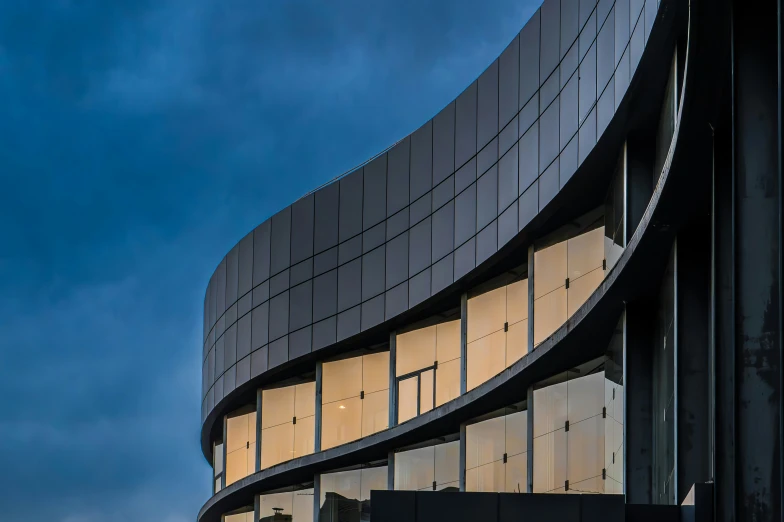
[527,385,534,493]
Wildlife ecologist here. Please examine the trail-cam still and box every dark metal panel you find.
[477,137,498,177]
[579,41,598,123]
[364,155,387,230]
[224,323,237,369]
[314,181,340,254]
[291,194,314,264]
[417,491,498,522]
[270,208,291,276]
[409,268,431,308]
[361,245,386,301]
[476,220,498,265]
[539,0,561,83]
[455,182,477,247]
[337,258,362,312]
[250,302,268,352]
[249,347,266,379]
[363,222,386,254]
[410,121,433,202]
[432,253,454,295]
[561,41,578,90]
[270,269,289,297]
[560,136,578,188]
[540,70,560,114]
[499,116,518,157]
[580,0,598,29]
[518,181,538,231]
[455,158,476,195]
[454,238,476,281]
[597,8,615,95]
[519,121,539,193]
[251,282,268,309]
[239,232,254,296]
[477,60,499,150]
[560,0,579,59]
[217,258,226,317]
[598,77,615,137]
[539,98,560,172]
[538,158,559,210]
[499,35,520,129]
[238,312,252,361]
[289,326,312,360]
[314,247,338,277]
[361,294,385,330]
[338,235,362,265]
[615,49,630,110]
[560,75,579,150]
[455,82,478,168]
[498,201,518,247]
[519,10,541,107]
[432,201,455,263]
[614,0,630,65]
[290,258,313,286]
[268,336,288,369]
[289,281,313,332]
[409,217,432,277]
[226,245,239,306]
[268,291,289,341]
[385,232,409,290]
[386,207,409,240]
[385,282,408,320]
[580,11,597,61]
[579,107,597,165]
[336,305,361,341]
[387,138,410,217]
[339,169,364,242]
[313,317,337,351]
[433,174,454,210]
[477,165,498,231]
[313,269,338,322]
[433,102,456,186]
[410,192,432,226]
[519,94,539,139]
[498,144,518,212]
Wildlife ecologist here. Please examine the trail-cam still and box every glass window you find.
[214,440,224,494]
[261,382,316,469]
[465,408,528,493]
[395,440,460,492]
[321,353,389,450]
[654,51,678,186]
[396,319,461,423]
[225,405,257,486]
[258,488,314,522]
[224,508,254,522]
[466,279,529,390]
[319,466,388,522]
[532,329,624,494]
[605,151,626,272]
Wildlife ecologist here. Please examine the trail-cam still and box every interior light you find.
[339,405,346,409]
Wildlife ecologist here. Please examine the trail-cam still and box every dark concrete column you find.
[460,294,468,396]
[256,388,263,472]
[713,1,782,519]
[527,385,534,493]
[626,137,654,245]
[389,331,397,428]
[315,362,323,452]
[625,299,655,504]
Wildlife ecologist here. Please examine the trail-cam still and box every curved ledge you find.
[198,3,701,517]
[200,0,680,462]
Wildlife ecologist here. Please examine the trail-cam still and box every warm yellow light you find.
[339,405,346,409]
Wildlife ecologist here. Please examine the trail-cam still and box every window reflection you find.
[654,51,678,186]
[214,440,224,493]
[261,382,315,470]
[396,320,461,423]
[320,466,387,522]
[532,322,624,494]
[466,279,529,390]
[605,150,626,272]
[534,223,607,346]
[224,508,254,522]
[321,352,389,450]
[226,405,257,486]
[258,488,314,522]
[465,407,528,493]
[394,440,459,492]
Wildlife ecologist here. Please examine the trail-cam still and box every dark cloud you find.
[0,0,539,520]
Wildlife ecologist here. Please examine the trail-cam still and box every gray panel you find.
[237,311,252,361]
[339,169,364,242]
[252,282,268,308]
[519,93,538,138]
[499,115,518,156]
[361,246,386,301]
[386,232,409,289]
[270,208,291,276]
[408,268,431,308]
[455,82,478,168]
[477,165,497,232]
[630,0,644,20]
[291,195,314,264]
[217,258,226,317]
[519,121,539,193]
[313,317,337,351]
[387,137,410,216]
[477,137,498,177]
[338,235,362,265]
[314,247,338,276]
[560,39,578,89]
[410,192,432,226]
[539,0,561,82]
[313,269,338,322]
[226,245,239,306]
[239,232,253,296]
[597,8,615,94]
[386,208,409,239]
[268,291,289,341]
[519,10,540,107]
[337,258,362,312]
[598,76,615,137]
[363,155,387,229]
[579,107,597,164]
[455,182,477,247]
[539,97,560,172]
[560,135,579,187]
[630,11,645,73]
[363,222,386,253]
[207,347,215,388]
[290,258,313,286]
[498,201,518,246]
[215,336,225,378]
[498,144,518,212]
[615,0,630,65]
[598,0,614,24]
[408,217,432,276]
[289,326,312,360]
[225,303,237,328]
[361,295,384,330]
[476,220,498,265]
[455,158,476,195]
[289,281,313,331]
[477,60,499,149]
[431,253,454,294]
[315,181,340,253]
[519,180,539,230]
[224,366,236,396]
[615,48,630,109]
[645,0,656,40]
[560,74,579,149]
[385,282,409,320]
[580,0,598,27]
[454,237,476,280]
[208,273,215,332]
[238,292,252,319]
[250,348,266,379]
[499,36,520,128]
[433,174,454,210]
[431,201,455,263]
[433,102,455,186]
[268,336,288,369]
[270,269,289,297]
[250,302,268,352]
[560,0,579,58]
[580,11,597,61]
[224,323,237,369]
[539,158,560,209]
[337,305,361,341]
[410,121,433,202]
[579,42,597,122]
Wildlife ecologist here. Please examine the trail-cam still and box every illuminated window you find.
[225,405,256,486]
[319,466,387,522]
[259,488,314,522]
[223,508,253,522]
[465,407,528,493]
[213,440,224,493]
[394,440,459,491]
[261,382,316,469]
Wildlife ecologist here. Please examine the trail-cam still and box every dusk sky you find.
[0,1,538,520]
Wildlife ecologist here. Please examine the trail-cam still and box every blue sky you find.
[0,1,538,520]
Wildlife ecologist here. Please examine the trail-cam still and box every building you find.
[197,0,783,521]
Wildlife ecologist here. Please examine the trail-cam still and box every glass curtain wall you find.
[465,407,528,493]
[532,338,624,494]
[214,440,224,493]
[259,488,315,522]
[260,382,316,469]
[321,352,389,450]
[224,508,254,522]
[653,247,675,504]
[319,466,388,522]
[394,440,460,491]
[396,320,460,423]
[533,225,606,346]
[226,405,257,486]
[466,279,529,391]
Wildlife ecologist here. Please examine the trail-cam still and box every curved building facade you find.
[197,0,784,521]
